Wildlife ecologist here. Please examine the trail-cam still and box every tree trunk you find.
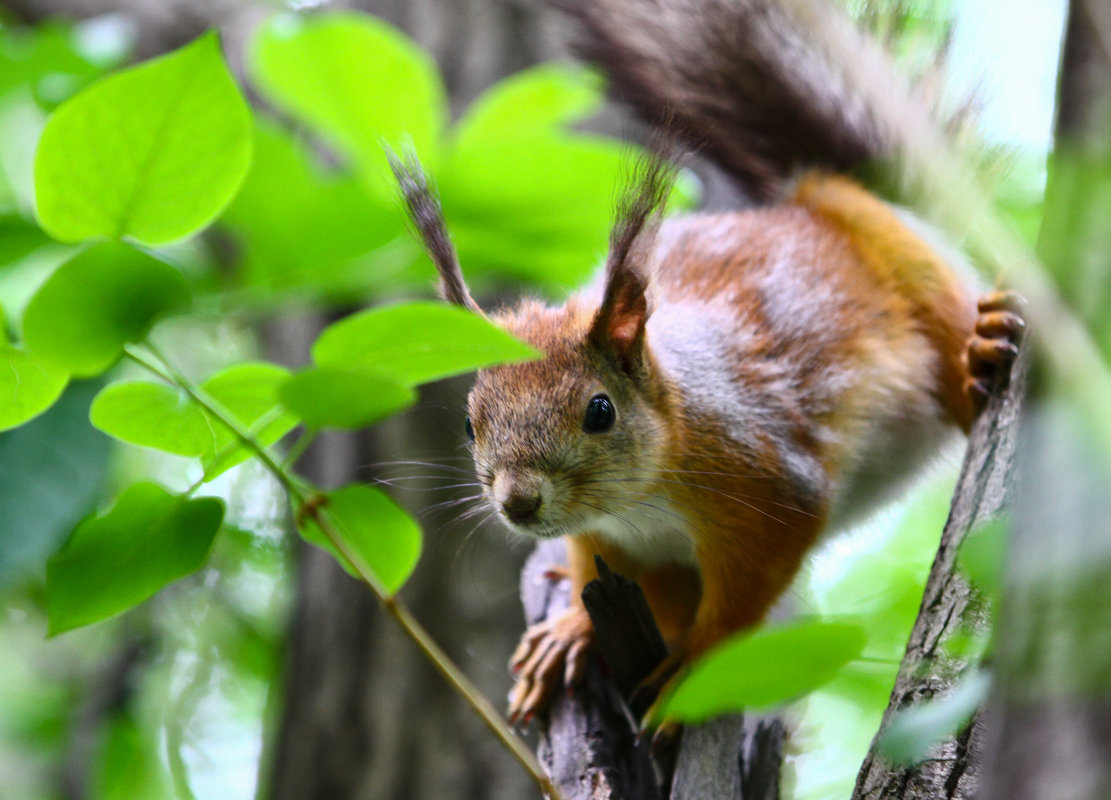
[263,4,577,799]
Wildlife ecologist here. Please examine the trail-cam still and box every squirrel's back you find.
[637,175,974,525]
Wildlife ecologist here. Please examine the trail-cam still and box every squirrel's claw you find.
[629,648,684,713]
[507,606,594,725]
[965,290,1026,415]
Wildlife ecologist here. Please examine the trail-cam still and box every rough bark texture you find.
[851,341,1031,800]
[522,540,787,800]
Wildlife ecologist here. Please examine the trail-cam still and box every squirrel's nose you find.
[502,491,541,524]
[493,474,543,525]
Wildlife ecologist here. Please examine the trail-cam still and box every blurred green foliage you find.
[0,8,690,797]
[0,1,1077,798]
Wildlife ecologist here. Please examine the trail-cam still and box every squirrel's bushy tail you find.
[552,0,910,202]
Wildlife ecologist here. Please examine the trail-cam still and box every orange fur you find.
[478,174,980,721]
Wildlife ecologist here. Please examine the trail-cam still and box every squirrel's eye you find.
[465,415,475,442]
[583,394,616,433]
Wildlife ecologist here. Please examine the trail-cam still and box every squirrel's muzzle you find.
[493,473,544,526]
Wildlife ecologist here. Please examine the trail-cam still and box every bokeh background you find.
[0,1,1067,799]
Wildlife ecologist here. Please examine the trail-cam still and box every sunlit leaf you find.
[440,135,699,288]
[658,620,868,723]
[0,342,68,429]
[34,31,252,245]
[452,64,603,151]
[200,361,298,477]
[89,380,211,456]
[298,484,421,594]
[220,120,411,297]
[250,12,445,195]
[279,366,414,429]
[879,671,990,764]
[46,482,224,634]
[312,301,539,387]
[22,243,189,377]
[88,362,297,476]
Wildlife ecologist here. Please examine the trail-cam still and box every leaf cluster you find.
[0,12,685,797]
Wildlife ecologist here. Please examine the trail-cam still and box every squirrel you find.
[390,0,1024,727]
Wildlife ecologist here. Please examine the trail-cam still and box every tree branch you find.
[852,336,1031,800]
[521,541,786,799]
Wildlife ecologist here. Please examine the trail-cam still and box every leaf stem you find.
[306,502,559,797]
[124,345,297,497]
[124,342,562,800]
[280,426,318,471]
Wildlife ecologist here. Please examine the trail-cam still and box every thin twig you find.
[123,343,563,800]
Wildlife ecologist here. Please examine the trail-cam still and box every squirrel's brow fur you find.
[387,149,482,314]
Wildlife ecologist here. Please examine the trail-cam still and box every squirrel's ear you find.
[388,148,483,315]
[589,141,677,367]
[590,264,648,364]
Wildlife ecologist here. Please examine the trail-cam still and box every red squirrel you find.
[391,0,1023,726]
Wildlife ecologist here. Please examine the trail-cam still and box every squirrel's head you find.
[465,294,670,539]
[388,144,676,539]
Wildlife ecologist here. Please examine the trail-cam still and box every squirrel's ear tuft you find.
[589,138,678,367]
[388,148,483,315]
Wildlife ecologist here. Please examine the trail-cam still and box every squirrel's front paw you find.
[507,606,594,725]
[965,290,1026,414]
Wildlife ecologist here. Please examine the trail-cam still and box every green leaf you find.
[279,366,414,429]
[22,243,189,376]
[92,713,173,800]
[0,19,130,107]
[220,120,410,297]
[34,31,252,245]
[957,517,1008,600]
[0,342,68,429]
[0,380,110,587]
[298,484,421,594]
[200,361,298,477]
[879,671,990,764]
[250,12,446,195]
[453,64,603,151]
[0,213,53,268]
[313,301,539,387]
[89,362,297,476]
[658,620,868,723]
[89,380,211,457]
[46,482,224,634]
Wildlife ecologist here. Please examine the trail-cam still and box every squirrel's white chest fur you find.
[583,499,698,567]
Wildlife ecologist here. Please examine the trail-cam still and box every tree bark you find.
[851,342,1030,800]
[521,540,787,800]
